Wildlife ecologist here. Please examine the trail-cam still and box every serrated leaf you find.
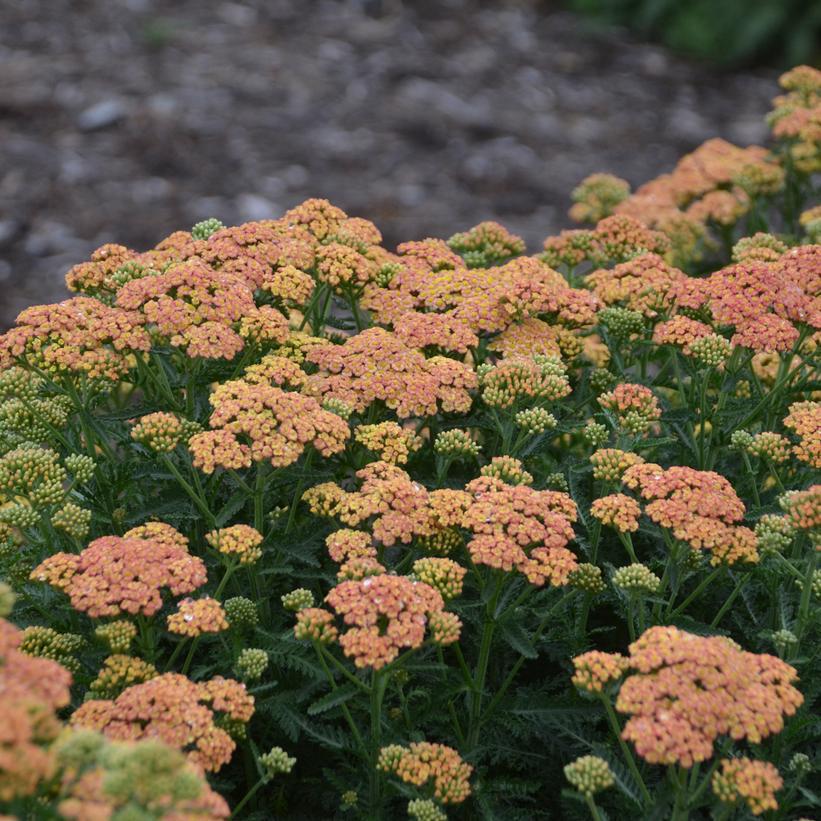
[499,620,538,659]
[307,683,359,715]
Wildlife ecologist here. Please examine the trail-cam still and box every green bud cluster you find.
[20,625,84,672]
[191,217,225,240]
[515,407,557,435]
[689,334,732,367]
[612,563,661,593]
[569,563,606,595]
[322,398,354,420]
[598,306,645,341]
[225,596,259,629]
[281,588,315,612]
[260,746,297,779]
[408,798,447,821]
[0,446,67,507]
[235,648,269,681]
[434,429,480,459]
[582,420,609,448]
[755,515,795,556]
[788,753,811,775]
[95,620,138,654]
[0,581,15,617]
[564,755,615,797]
[730,430,754,450]
[65,453,96,484]
[772,629,798,658]
[52,502,92,540]
[544,472,569,492]
[589,368,616,394]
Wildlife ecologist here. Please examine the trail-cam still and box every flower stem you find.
[600,696,651,807]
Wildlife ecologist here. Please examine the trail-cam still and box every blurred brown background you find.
[0,0,780,329]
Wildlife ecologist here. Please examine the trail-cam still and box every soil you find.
[0,0,780,329]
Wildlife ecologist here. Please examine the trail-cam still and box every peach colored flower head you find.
[378,742,472,804]
[71,673,253,772]
[324,575,446,669]
[325,529,377,563]
[391,310,479,354]
[652,315,714,354]
[0,617,72,801]
[206,525,264,565]
[599,383,661,434]
[616,626,803,767]
[462,477,578,586]
[31,534,207,618]
[591,493,641,532]
[167,597,229,637]
[294,608,339,644]
[0,297,150,380]
[780,484,821,534]
[783,400,821,469]
[355,421,424,465]
[195,379,349,470]
[572,650,629,693]
[712,758,782,816]
[305,328,476,418]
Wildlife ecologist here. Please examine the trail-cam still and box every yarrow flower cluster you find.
[564,755,615,797]
[614,626,803,767]
[712,758,783,816]
[599,383,661,434]
[378,742,473,804]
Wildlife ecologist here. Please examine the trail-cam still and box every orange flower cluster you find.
[294,608,339,643]
[542,215,671,270]
[71,673,254,772]
[305,328,476,418]
[571,650,629,694]
[780,485,821,534]
[616,626,802,767]
[569,173,631,224]
[315,242,376,290]
[324,574,451,669]
[768,65,821,173]
[391,310,479,354]
[622,463,758,565]
[652,315,715,355]
[190,379,349,471]
[0,617,72,801]
[167,597,229,637]
[0,297,150,380]
[378,742,472,804]
[590,493,641,532]
[117,259,289,359]
[205,524,264,565]
[586,253,688,318]
[462,475,578,586]
[355,421,424,465]
[32,531,207,617]
[712,758,783,816]
[613,138,779,261]
[783,400,821,469]
[598,383,661,434]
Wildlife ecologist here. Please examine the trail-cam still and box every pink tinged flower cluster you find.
[70,673,254,772]
[622,463,758,565]
[616,626,803,768]
[462,476,579,586]
[190,379,349,471]
[31,532,207,618]
[304,328,476,418]
[324,574,450,669]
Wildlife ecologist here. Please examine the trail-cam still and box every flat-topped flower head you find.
[378,742,472,804]
[88,654,158,699]
[784,401,821,469]
[748,431,791,463]
[206,525,264,565]
[324,575,446,669]
[294,607,339,644]
[95,621,137,655]
[463,477,578,586]
[71,673,253,772]
[712,758,782,816]
[591,493,641,532]
[305,328,476,418]
[623,463,758,565]
[572,650,629,693]
[355,422,423,465]
[780,485,821,535]
[325,529,377,563]
[0,616,73,801]
[0,297,150,380]
[192,379,349,471]
[31,533,207,618]
[130,412,187,452]
[167,597,229,637]
[616,626,803,767]
[392,310,479,354]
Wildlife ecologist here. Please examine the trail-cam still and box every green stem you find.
[314,645,368,756]
[160,454,216,528]
[618,531,638,563]
[798,549,818,640]
[584,794,603,821]
[600,697,651,807]
[709,573,750,629]
[369,670,388,817]
[668,566,723,619]
[284,450,314,535]
[231,776,266,818]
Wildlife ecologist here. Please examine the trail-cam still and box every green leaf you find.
[307,683,359,716]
